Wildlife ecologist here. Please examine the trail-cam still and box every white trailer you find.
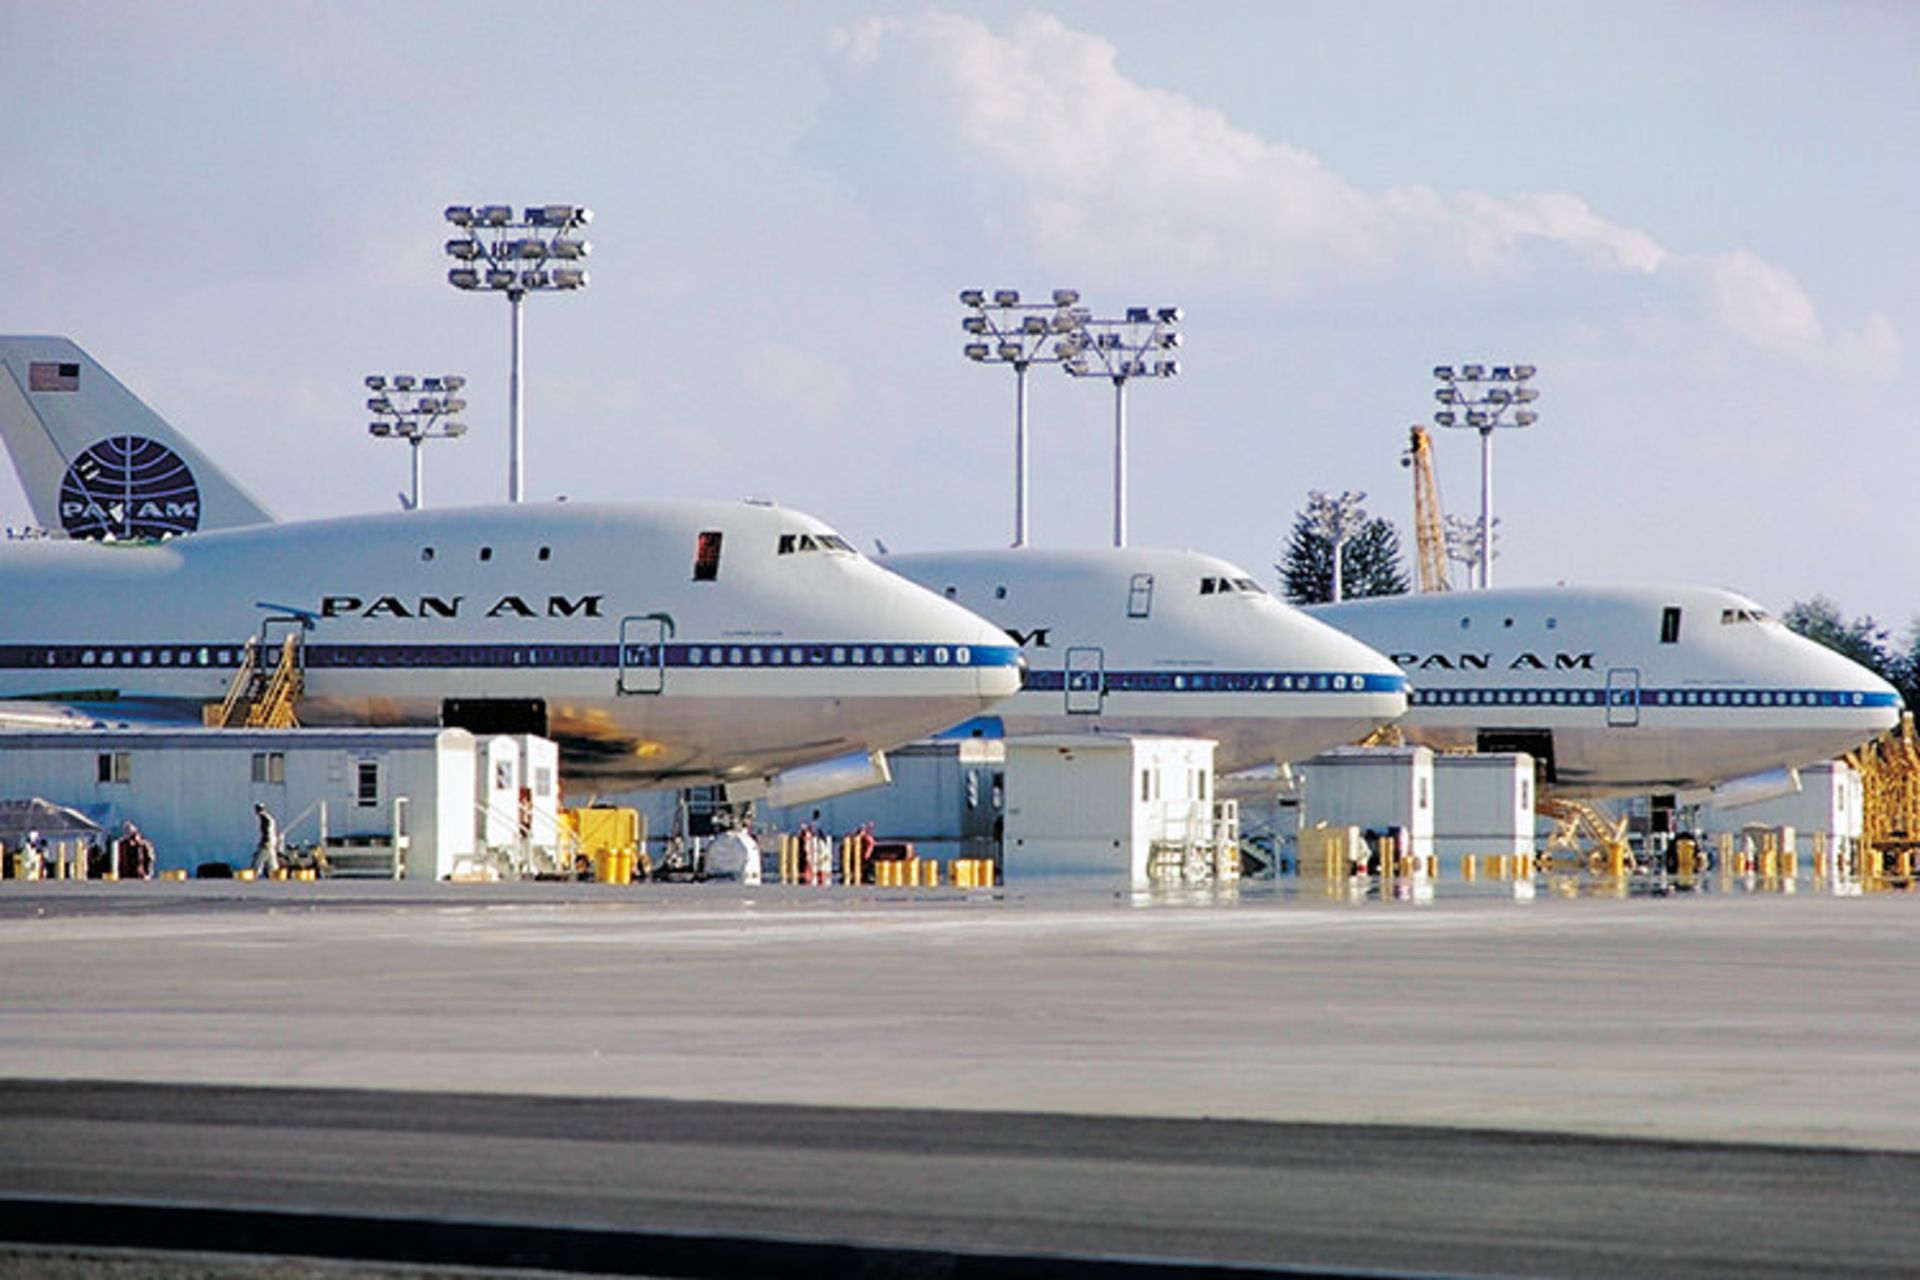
[1003,735,1218,883]
[1295,745,1435,863]
[0,727,477,878]
[1433,752,1535,866]
[1703,761,1862,855]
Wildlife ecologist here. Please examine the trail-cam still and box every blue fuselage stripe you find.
[1407,686,1898,710]
[1022,670,1408,695]
[0,642,1023,674]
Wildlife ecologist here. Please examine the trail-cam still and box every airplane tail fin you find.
[0,335,275,539]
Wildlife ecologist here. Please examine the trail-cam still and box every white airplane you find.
[882,547,1410,770]
[1313,585,1902,797]
[0,336,1024,792]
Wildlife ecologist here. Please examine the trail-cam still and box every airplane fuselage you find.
[0,501,1022,788]
[1313,585,1901,795]
[884,547,1409,770]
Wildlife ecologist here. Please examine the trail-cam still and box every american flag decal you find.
[28,362,80,392]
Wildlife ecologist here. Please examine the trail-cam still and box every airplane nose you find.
[974,630,1024,702]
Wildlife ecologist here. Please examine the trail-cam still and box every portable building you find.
[1703,761,1862,853]
[1003,735,1216,882]
[758,738,1004,863]
[1433,752,1535,866]
[1295,745,1435,862]
[0,727,477,878]
[476,734,563,869]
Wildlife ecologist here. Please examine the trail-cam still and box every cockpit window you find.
[778,532,856,556]
[1199,576,1264,596]
[1720,607,1770,624]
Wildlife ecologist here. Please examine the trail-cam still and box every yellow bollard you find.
[1461,855,1477,881]
[160,868,187,882]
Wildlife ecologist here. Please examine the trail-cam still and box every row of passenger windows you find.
[1410,687,1859,707]
[1030,671,1373,693]
[1653,689,1853,707]
[656,644,971,668]
[74,647,235,668]
[1414,689,1604,706]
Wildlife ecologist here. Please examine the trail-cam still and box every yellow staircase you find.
[1846,712,1920,857]
[1537,796,1634,876]
[204,634,303,728]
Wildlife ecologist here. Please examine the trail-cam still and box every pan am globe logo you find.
[58,436,201,540]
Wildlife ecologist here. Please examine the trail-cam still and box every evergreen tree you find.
[1277,510,1410,605]
[1783,596,1916,709]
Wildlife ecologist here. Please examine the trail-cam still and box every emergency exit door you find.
[1065,646,1105,715]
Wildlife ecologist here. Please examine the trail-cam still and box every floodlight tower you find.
[1305,489,1369,604]
[1057,305,1182,548]
[444,204,592,503]
[1432,363,1537,588]
[365,374,468,510]
[1443,512,1495,588]
[961,288,1085,547]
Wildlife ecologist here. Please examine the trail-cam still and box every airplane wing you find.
[0,696,210,732]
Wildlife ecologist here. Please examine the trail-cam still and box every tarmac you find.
[0,876,1916,1277]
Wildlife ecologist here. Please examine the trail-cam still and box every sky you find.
[3,1,1915,635]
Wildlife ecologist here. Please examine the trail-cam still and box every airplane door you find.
[618,614,667,695]
[1606,667,1641,727]
[1065,646,1105,715]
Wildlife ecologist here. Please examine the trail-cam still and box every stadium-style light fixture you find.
[1305,490,1369,604]
[444,202,592,502]
[959,286,1085,547]
[366,371,468,510]
[1432,360,1538,588]
[1059,303,1183,548]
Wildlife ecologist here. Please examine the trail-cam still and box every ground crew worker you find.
[251,803,281,877]
[117,822,154,879]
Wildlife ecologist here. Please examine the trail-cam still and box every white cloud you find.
[824,10,1896,380]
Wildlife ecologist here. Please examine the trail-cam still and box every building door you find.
[1065,646,1105,715]
[618,614,668,695]
[1605,667,1641,727]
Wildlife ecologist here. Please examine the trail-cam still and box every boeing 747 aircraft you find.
[0,337,1022,790]
[884,547,1410,770]
[1314,585,1901,796]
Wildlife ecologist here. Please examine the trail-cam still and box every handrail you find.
[244,634,303,728]
[206,637,261,728]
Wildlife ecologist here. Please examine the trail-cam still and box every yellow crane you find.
[1401,425,1450,593]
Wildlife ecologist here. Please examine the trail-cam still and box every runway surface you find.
[0,879,1916,1276]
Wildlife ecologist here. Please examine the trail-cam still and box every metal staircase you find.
[204,634,303,728]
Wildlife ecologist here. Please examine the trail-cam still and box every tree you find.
[1783,596,1916,709]
[1277,510,1409,605]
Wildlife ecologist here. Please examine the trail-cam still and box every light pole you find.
[1432,363,1537,589]
[366,374,468,510]
[445,204,592,503]
[1306,489,1369,604]
[961,288,1084,547]
[1057,305,1182,548]
[1443,512,1495,588]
